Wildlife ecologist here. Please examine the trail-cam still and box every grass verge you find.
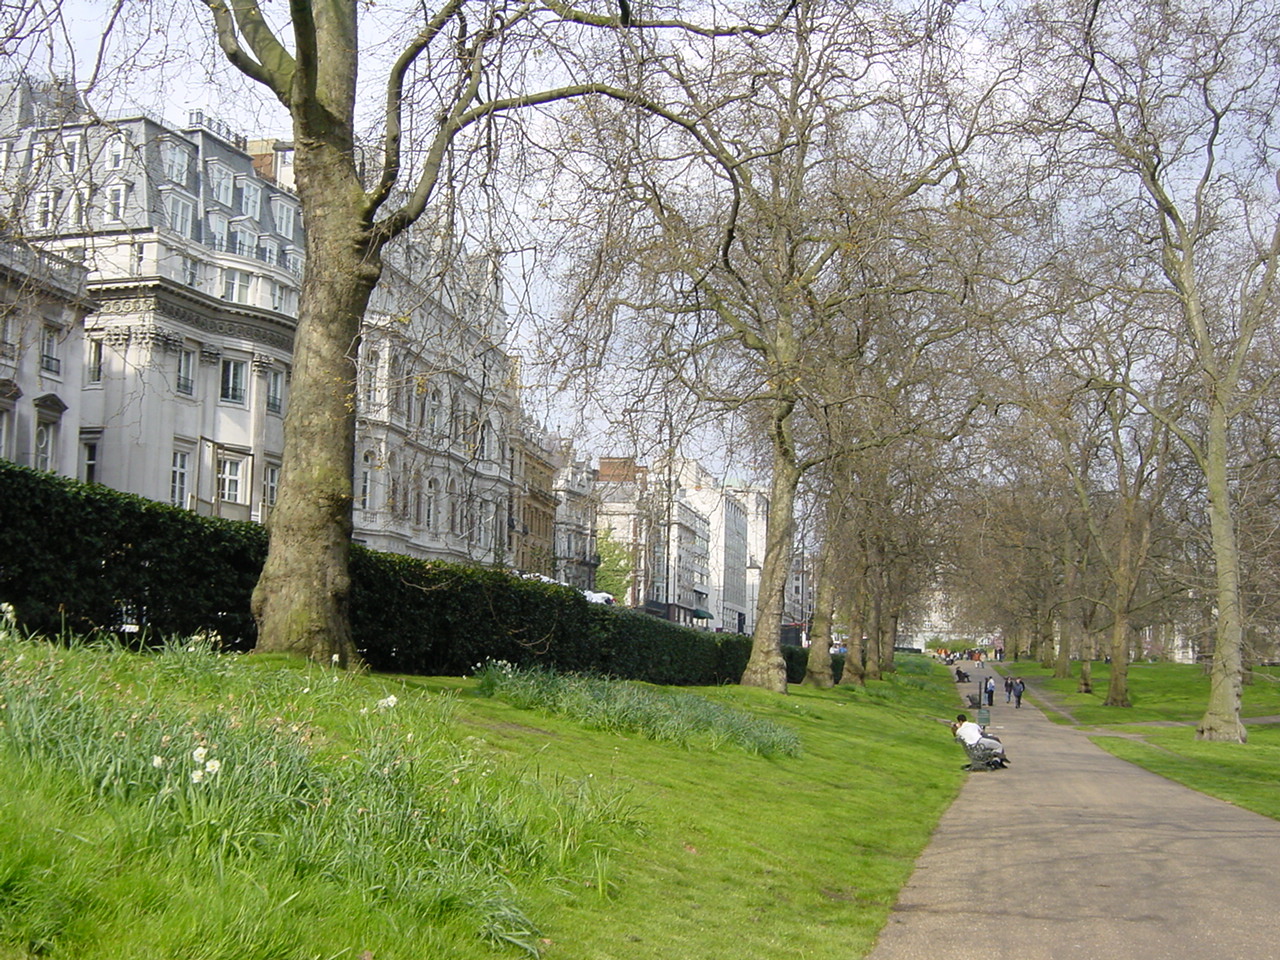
[0,629,967,960]
[1008,658,1280,822]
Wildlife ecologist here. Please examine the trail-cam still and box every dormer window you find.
[207,161,233,206]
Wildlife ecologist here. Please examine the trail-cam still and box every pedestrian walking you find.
[985,675,996,706]
[1013,677,1026,708]
[1004,676,1014,703]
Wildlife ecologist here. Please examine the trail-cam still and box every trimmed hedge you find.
[0,460,752,685]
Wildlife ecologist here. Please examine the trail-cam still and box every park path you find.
[866,661,1280,960]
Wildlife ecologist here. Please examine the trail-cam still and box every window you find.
[60,136,84,173]
[166,193,194,236]
[82,441,99,483]
[359,452,373,511]
[106,136,126,170]
[266,368,284,414]
[232,226,255,257]
[220,358,246,403]
[34,190,59,230]
[361,350,379,408]
[269,280,285,312]
[162,141,193,182]
[176,253,200,288]
[34,421,57,472]
[0,314,14,352]
[206,212,228,251]
[69,191,86,228]
[207,162,233,205]
[87,339,104,384]
[170,449,190,506]
[259,237,277,266]
[241,181,261,220]
[425,478,438,530]
[216,457,243,504]
[131,242,147,275]
[263,464,280,506]
[176,349,196,395]
[271,197,296,238]
[222,268,252,303]
[105,184,127,222]
[40,326,61,375]
[0,408,9,460]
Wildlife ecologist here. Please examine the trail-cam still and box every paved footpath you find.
[867,662,1280,960]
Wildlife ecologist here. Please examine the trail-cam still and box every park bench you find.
[957,735,1005,771]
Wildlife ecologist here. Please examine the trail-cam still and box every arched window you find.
[412,469,424,525]
[387,453,400,517]
[361,350,379,410]
[448,479,459,536]
[425,477,438,531]
[359,451,374,511]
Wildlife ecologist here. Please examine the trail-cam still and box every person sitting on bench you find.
[954,666,970,683]
[953,713,1009,766]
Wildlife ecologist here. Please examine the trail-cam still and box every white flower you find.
[302,687,311,694]
[331,653,340,665]
[151,755,165,769]
[0,602,15,625]
[190,769,205,784]
[204,759,222,775]
[192,747,208,763]
[376,695,398,711]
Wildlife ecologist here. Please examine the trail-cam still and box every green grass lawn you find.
[1006,658,1280,822]
[0,631,967,960]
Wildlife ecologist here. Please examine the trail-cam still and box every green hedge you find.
[0,461,751,685]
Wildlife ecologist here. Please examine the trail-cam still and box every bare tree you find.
[1034,0,1280,739]
[551,0,1015,691]
[199,0,783,664]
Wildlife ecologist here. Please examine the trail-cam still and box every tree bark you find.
[741,401,802,692]
[1197,393,1247,741]
[803,529,837,688]
[251,126,382,665]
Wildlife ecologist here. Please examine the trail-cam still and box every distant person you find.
[1004,676,1014,703]
[1013,677,1026,708]
[953,713,1009,766]
[985,675,996,706]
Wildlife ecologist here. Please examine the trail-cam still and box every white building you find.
[0,239,93,477]
[676,459,749,634]
[2,80,303,519]
[353,238,518,564]
[1,78,539,569]
[725,481,771,636]
[553,452,600,590]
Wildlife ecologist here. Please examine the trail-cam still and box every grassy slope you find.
[1010,659,1280,822]
[0,637,966,960]
[401,672,965,960]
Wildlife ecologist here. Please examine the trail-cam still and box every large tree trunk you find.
[840,576,867,686]
[803,530,837,688]
[741,407,802,692]
[1197,397,1247,741]
[1103,611,1132,707]
[251,111,381,666]
[863,586,883,681]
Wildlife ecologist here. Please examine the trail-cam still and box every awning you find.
[692,607,714,620]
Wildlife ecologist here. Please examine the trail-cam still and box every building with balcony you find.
[0,239,93,478]
[1,79,302,520]
[553,453,600,590]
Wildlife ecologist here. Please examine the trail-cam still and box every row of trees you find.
[7,0,1280,742]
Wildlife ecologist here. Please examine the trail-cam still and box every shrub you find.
[0,462,752,686]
